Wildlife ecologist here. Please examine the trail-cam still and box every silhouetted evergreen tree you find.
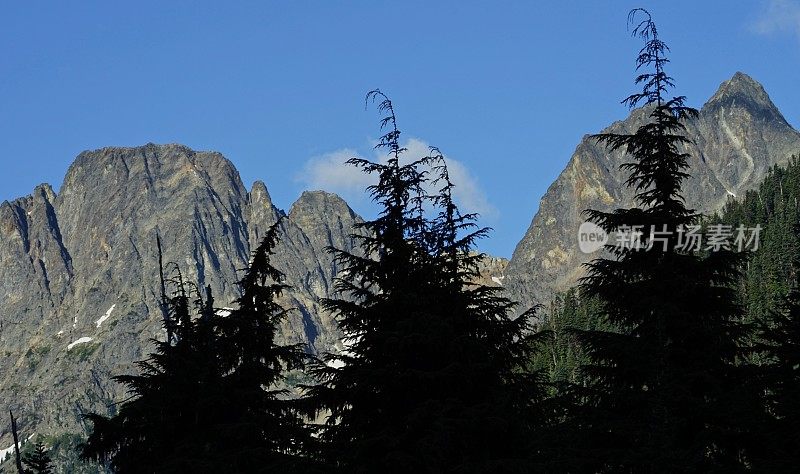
[80,222,316,473]
[80,269,225,472]
[566,10,761,472]
[212,220,318,472]
[305,91,545,473]
[22,442,53,474]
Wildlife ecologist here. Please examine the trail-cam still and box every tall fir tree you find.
[80,221,316,473]
[80,268,227,472]
[304,91,545,473]
[22,442,54,474]
[213,219,317,472]
[567,9,762,472]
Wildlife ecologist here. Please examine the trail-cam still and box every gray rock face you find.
[505,72,800,311]
[0,144,361,458]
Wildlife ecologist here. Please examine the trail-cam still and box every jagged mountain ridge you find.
[504,72,800,310]
[0,144,362,459]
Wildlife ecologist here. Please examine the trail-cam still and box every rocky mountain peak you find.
[250,180,273,206]
[704,72,786,124]
[505,72,800,311]
[0,144,362,449]
[33,183,56,203]
[289,190,357,221]
[288,190,362,260]
[710,72,768,100]
[61,143,244,200]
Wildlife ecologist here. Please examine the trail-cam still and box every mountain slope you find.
[0,144,361,461]
[505,72,800,310]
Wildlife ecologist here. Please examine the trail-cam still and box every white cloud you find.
[403,139,498,219]
[296,138,497,219]
[752,0,800,38]
[297,148,374,200]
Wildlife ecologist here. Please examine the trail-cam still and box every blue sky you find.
[2,1,799,257]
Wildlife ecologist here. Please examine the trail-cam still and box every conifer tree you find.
[529,289,606,391]
[80,269,225,472]
[22,442,54,474]
[568,9,761,472]
[213,219,316,472]
[715,157,800,325]
[80,222,316,472]
[305,91,545,473]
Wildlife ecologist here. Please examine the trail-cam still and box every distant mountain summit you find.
[504,72,800,310]
[0,143,361,456]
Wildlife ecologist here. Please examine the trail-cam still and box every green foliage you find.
[284,368,314,388]
[529,290,608,391]
[715,157,800,325]
[65,343,98,362]
[710,156,800,471]
[534,155,800,470]
[0,434,99,474]
[22,441,54,474]
[40,434,95,474]
[752,269,800,472]
[25,344,51,372]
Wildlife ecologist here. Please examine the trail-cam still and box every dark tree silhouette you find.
[10,411,23,474]
[212,219,317,472]
[22,442,54,474]
[80,222,317,473]
[753,259,800,472]
[304,91,545,473]
[80,269,225,472]
[566,9,761,472]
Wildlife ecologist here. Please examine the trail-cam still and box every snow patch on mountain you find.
[67,337,94,350]
[96,304,116,328]
[0,435,33,465]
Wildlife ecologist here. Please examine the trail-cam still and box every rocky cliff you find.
[0,144,362,464]
[504,72,800,310]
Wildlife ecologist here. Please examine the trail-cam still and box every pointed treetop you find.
[623,8,674,109]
